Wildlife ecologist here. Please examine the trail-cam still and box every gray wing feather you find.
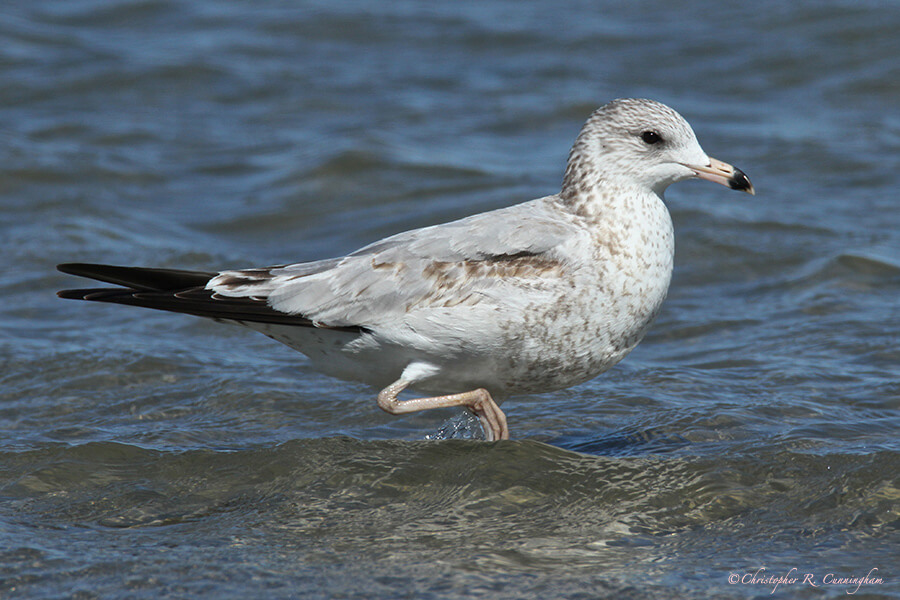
[209,196,574,327]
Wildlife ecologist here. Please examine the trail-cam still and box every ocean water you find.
[1,1,898,598]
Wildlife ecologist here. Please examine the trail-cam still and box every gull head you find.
[562,98,754,199]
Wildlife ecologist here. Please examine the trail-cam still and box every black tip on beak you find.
[729,167,754,195]
[684,157,756,196]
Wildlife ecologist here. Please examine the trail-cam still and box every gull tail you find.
[56,263,360,331]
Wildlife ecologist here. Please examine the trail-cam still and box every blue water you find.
[1,1,898,598]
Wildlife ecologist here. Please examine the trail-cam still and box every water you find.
[1,1,898,598]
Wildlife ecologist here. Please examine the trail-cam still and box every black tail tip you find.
[57,263,102,276]
[57,289,87,300]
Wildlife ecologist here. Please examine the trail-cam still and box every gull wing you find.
[209,196,575,327]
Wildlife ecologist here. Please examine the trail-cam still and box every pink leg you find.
[377,379,509,441]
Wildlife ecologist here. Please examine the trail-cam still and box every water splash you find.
[424,411,484,440]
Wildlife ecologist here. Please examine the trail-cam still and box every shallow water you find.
[1,1,898,598]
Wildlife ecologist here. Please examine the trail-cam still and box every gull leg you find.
[377,379,509,441]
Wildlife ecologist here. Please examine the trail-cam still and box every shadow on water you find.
[426,410,692,457]
[548,428,692,457]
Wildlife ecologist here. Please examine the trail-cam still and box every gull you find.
[57,98,754,441]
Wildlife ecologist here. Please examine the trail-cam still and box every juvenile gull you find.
[57,98,754,441]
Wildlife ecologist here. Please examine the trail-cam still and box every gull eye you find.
[641,131,662,145]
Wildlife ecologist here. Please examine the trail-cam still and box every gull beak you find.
[683,157,755,195]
